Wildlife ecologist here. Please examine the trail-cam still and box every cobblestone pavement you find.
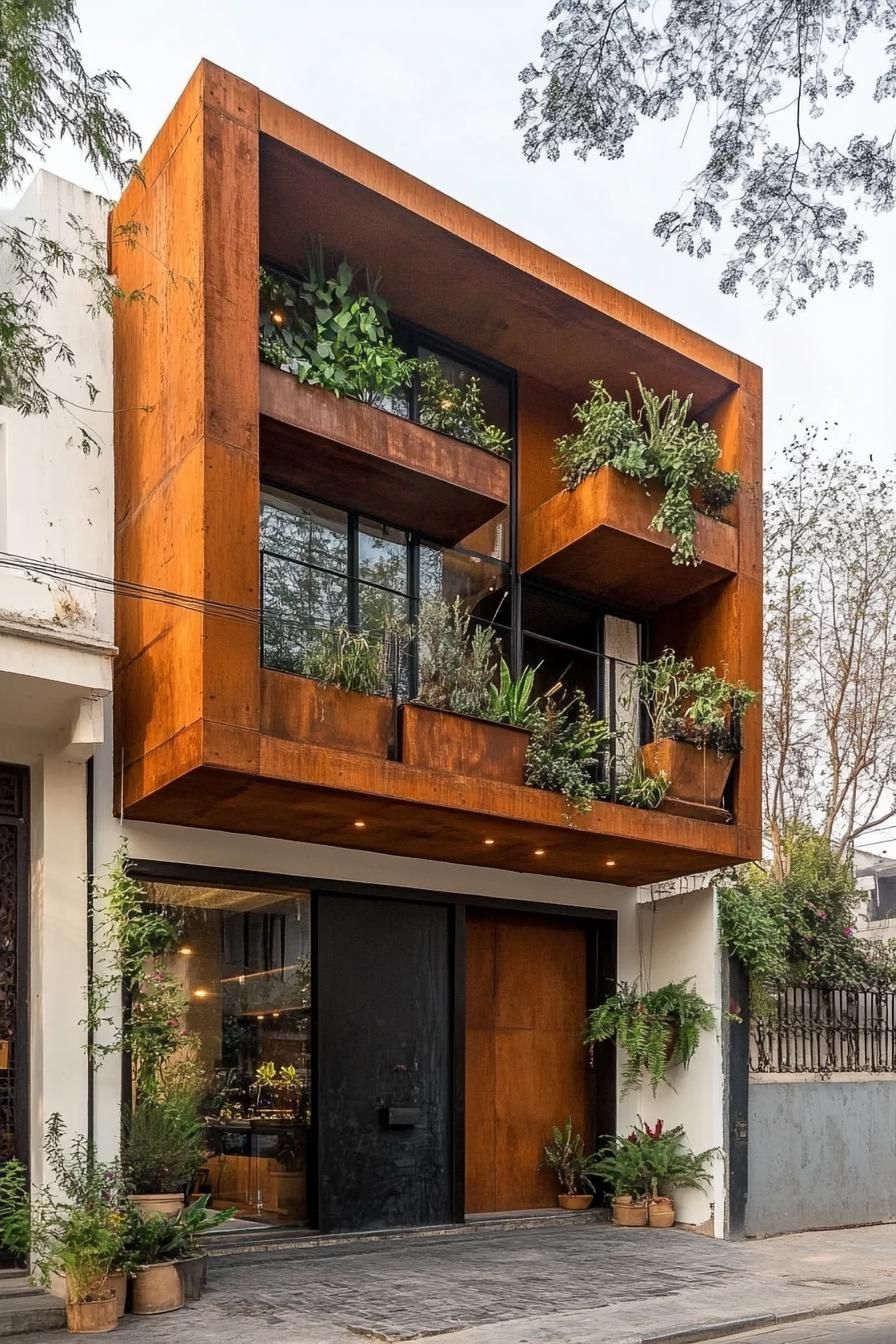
[17,1221,896,1344]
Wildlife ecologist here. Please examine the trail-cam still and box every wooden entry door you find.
[465,909,588,1213]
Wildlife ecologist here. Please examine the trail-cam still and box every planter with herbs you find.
[123,1097,205,1219]
[630,651,758,813]
[585,980,716,1097]
[554,377,739,566]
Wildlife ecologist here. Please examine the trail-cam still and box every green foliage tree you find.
[0,0,141,452]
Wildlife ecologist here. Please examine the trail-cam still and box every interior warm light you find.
[272,1012,280,1019]
[353,819,366,829]
[256,1014,264,1022]
[192,988,209,1000]
[270,307,286,327]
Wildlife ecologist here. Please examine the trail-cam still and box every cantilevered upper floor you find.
[110,60,762,885]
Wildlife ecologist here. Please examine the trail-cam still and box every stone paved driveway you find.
[17,1221,896,1344]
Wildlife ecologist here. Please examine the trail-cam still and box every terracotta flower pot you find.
[649,1197,675,1228]
[65,1293,118,1334]
[557,1193,593,1211]
[177,1254,207,1302]
[131,1263,184,1316]
[128,1192,184,1218]
[106,1274,127,1318]
[641,739,734,807]
[611,1197,648,1227]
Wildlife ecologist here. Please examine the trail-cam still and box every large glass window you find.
[141,882,312,1228]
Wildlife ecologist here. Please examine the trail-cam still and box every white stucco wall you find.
[617,884,726,1236]
[0,172,113,1182]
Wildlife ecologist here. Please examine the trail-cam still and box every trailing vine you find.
[554,378,740,564]
[86,841,194,1096]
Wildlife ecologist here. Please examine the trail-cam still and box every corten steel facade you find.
[109,61,761,1233]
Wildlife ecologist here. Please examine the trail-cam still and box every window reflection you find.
[142,883,312,1227]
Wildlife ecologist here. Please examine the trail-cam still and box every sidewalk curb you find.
[638,1287,896,1343]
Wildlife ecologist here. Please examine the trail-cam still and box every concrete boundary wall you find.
[747,1075,896,1236]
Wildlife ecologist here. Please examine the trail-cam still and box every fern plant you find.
[585,979,715,1097]
[554,377,740,564]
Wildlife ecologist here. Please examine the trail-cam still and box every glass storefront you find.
[142,882,311,1226]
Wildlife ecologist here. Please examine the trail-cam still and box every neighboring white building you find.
[854,849,896,943]
[0,173,113,1187]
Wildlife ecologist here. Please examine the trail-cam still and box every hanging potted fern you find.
[584,980,715,1097]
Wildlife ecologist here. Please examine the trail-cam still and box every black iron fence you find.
[751,983,896,1074]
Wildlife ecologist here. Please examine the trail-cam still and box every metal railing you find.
[751,983,896,1074]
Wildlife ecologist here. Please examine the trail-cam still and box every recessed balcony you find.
[259,365,510,546]
[518,466,738,611]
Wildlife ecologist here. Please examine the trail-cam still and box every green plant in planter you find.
[416,358,510,456]
[302,623,406,696]
[630,1119,718,1200]
[591,1133,650,1201]
[174,1195,236,1258]
[554,377,739,564]
[525,691,611,813]
[485,659,540,728]
[415,596,499,718]
[124,1210,185,1267]
[259,248,416,407]
[585,980,716,1097]
[615,752,669,809]
[541,1118,601,1196]
[123,1097,205,1197]
[630,650,758,757]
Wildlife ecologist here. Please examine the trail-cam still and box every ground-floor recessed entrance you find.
[136,866,614,1236]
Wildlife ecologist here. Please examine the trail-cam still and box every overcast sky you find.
[23,0,896,468]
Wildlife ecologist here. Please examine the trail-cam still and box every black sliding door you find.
[314,893,453,1233]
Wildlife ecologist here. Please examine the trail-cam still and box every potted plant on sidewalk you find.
[540,1118,601,1210]
[123,1096,205,1218]
[174,1195,236,1301]
[125,1208,185,1316]
[585,980,715,1096]
[591,1134,650,1226]
[630,1119,718,1228]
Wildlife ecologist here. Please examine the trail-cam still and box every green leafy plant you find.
[591,1134,650,1201]
[416,357,510,456]
[122,1097,205,1197]
[301,623,404,696]
[124,1210,184,1267]
[630,650,758,757]
[616,753,669,809]
[86,841,194,1097]
[415,596,499,718]
[174,1195,236,1258]
[540,1118,601,1196]
[259,247,416,407]
[0,1117,127,1293]
[525,691,611,813]
[618,1119,717,1201]
[585,980,716,1097]
[485,659,540,728]
[554,378,739,564]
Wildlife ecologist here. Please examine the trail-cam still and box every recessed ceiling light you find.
[192,988,209,999]
[178,946,193,956]
[353,819,366,829]
[256,1014,264,1022]
[534,848,546,856]
[605,860,617,868]
[484,838,495,846]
